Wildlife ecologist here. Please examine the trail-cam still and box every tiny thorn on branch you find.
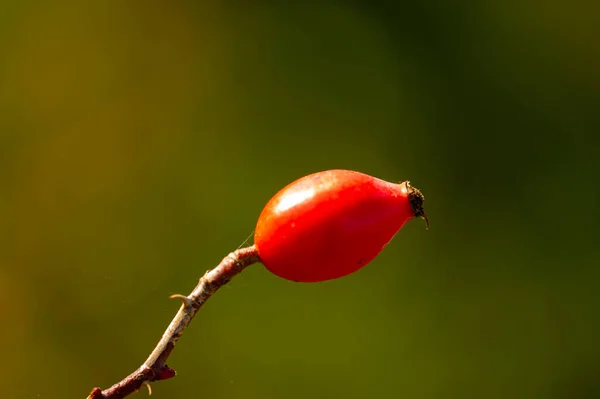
[142,381,152,396]
[85,245,261,399]
[169,294,194,308]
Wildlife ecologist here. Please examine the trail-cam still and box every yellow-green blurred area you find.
[1,1,599,398]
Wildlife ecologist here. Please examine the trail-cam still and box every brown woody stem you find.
[86,245,261,399]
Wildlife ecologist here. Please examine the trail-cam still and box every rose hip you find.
[254,170,427,282]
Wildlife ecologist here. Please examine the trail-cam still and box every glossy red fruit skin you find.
[254,169,426,282]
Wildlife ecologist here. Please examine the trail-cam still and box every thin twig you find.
[86,245,261,399]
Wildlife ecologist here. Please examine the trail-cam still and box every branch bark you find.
[86,245,261,399]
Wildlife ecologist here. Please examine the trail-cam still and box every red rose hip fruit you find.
[254,169,427,282]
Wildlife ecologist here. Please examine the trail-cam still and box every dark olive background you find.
[1,2,599,399]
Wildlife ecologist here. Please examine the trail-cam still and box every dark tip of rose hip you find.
[405,182,429,229]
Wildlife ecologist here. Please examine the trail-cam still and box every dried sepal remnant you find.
[403,181,429,229]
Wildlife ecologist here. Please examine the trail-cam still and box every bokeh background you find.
[1,1,599,398]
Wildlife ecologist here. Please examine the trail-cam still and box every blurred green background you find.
[1,1,599,398]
